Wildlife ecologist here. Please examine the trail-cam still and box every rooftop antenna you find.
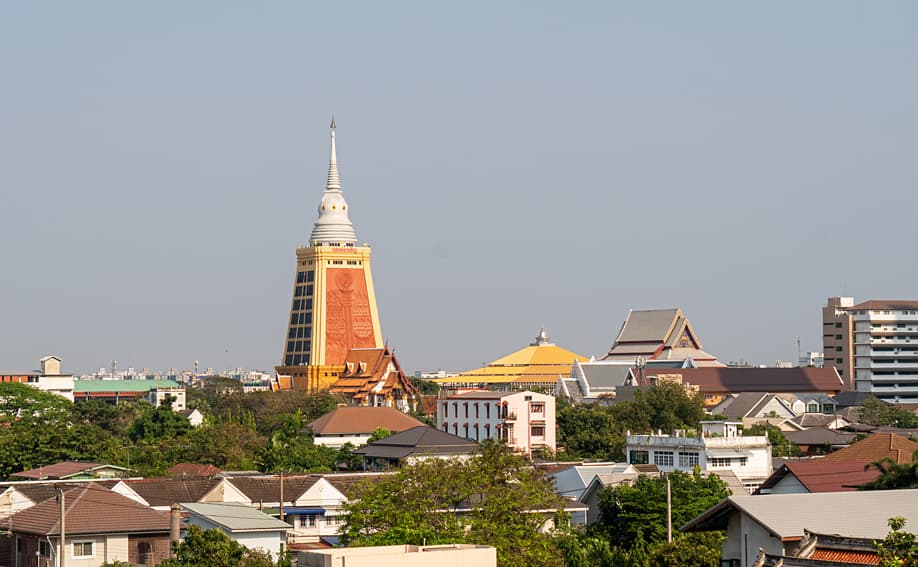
[796,336,801,367]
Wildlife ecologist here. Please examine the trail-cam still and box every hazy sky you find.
[2,3,917,375]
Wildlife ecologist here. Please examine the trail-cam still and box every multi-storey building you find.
[625,421,772,493]
[275,119,384,392]
[437,390,556,457]
[823,297,918,403]
[0,356,74,401]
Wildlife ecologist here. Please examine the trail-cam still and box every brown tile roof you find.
[820,433,918,465]
[169,463,222,479]
[808,549,879,564]
[122,478,222,507]
[1,483,170,536]
[226,475,319,504]
[636,367,843,393]
[0,481,120,506]
[309,406,424,435]
[849,300,918,311]
[320,473,394,499]
[12,462,109,480]
[760,460,880,493]
[329,347,420,402]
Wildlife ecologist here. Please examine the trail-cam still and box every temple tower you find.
[275,119,384,391]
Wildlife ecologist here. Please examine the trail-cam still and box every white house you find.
[437,390,555,456]
[625,421,771,493]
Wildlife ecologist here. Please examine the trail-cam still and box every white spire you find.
[310,117,357,245]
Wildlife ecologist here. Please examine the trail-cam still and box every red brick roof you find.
[820,433,918,465]
[309,406,423,435]
[763,460,880,493]
[2,483,170,536]
[636,367,843,393]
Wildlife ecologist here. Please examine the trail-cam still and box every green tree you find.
[861,397,918,428]
[127,398,191,443]
[647,532,726,567]
[159,525,275,567]
[875,517,918,566]
[592,469,730,549]
[367,427,392,443]
[409,377,439,395]
[341,441,566,567]
[743,423,801,457]
[860,458,918,490]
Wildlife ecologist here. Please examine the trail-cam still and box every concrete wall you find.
[299,544,497,567]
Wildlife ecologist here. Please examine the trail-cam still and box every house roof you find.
[1,483,170,536]
[783,428,855,447]
[320,473,394,499]
[328,347,419,402]
[309,406,424,435]
[683,489,918,540]
[635,367,844,394]
[227,476,320,504]
[0,481,119,506]
[354,426,479,460]
[12,462,127,480]
[833,391,883,408]
[820,433,918,465]
[122,478,222,507]
[758,460,880,493]
[183,502,291,532]
[603,308,722,365]
[169,463,222,479]
[577,362,634,390]
[849,300,918,311]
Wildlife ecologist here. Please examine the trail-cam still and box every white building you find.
[182,502,290,560]
[625,421,771,493]
[437,390,555,456]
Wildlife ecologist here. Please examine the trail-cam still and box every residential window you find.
[443,403,449,418]
[486,404,490,419]
[531,403,545,413]
[325,516,334,526]
[835,334,842,340]
[710,457,731,467]
[531,425,545,437]
[39,540,51,557]
[835,322,842,328]
[678,451,699,467]
[73,541,94,558]
[654,451,674,467]
[629,450,649,464]
[475,403,479,419]
[300,514,317,528]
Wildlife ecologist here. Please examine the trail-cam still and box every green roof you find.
[74,379,182,393]
[183,503,292,532]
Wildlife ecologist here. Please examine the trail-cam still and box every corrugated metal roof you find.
[685,489,918,540]
[183,502,291,532]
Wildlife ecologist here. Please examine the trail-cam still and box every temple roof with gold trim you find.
[434,328,588,386]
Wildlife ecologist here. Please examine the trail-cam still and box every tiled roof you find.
[1,483,170,536]
[820,433,918,465]
[169,463,222,479]
[309,406,424,435]
[354,426,478,460]
[849,300,918,311]
[1,481,119,506]
[227,476,319,504]
[759,460,879,493]
[783,428,855,446]
[12,462,123,480]
[808,549,879,564]
[122,478,222,507]
[329,347,419,401]
[320,473,393,499]
[637,367,844,393]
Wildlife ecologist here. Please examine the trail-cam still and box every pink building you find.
[437,390,556,457]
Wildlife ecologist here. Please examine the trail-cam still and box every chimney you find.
[169,503,182,557]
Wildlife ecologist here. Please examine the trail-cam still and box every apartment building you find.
[823,297,918,403]
[437,390,555,456]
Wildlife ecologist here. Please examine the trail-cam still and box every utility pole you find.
[279,473,285,523]
[57,488,66,567]
[666,475,672,543]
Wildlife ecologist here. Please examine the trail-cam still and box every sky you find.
[1,3,917,375]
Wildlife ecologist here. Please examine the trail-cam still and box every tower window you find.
[297,271,306,283]
[305,299,313,311]
[306,271,314,282]
[288,328,296,339]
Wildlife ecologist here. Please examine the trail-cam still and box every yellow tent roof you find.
[434,340,587,385]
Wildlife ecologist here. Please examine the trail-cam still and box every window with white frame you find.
[678,451,699,467]
[654,451,674,467]
[73,541,94,558]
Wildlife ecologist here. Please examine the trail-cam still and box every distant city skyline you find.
[2,3,917,374]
